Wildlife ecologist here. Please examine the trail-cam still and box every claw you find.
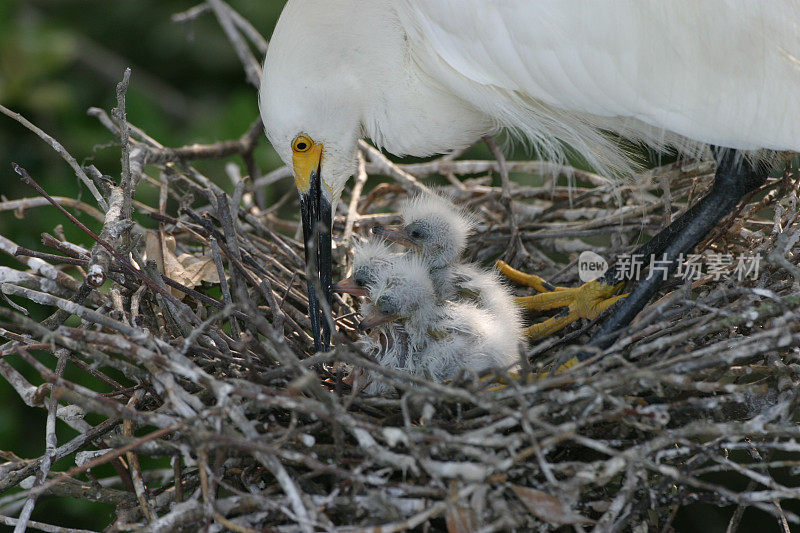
[498,261,627,340]
[496,260,560,292]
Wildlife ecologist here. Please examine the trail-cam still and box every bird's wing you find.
[397,0,800,154]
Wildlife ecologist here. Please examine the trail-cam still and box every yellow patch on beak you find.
[291,139,323,194]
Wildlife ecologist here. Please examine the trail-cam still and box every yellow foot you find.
[482,370,542,391]
[496,260,563,293]
[496,260,627,340]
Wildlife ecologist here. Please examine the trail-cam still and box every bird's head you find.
[260,98,358,350]
[334,239,395,297]
[259,90,360,217]
[259,0,367,208]
[373,194,476,269]
[259,66,361,243]
[358,254,435,332]
[259,0,368,350]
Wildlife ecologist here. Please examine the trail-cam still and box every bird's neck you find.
[356,6,492,158]
[363,76,491,158]
[429,266,456,300]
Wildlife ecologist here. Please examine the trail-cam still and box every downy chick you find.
[373,193,522,340]
[334,238,396,297]
[334,239,408,393]
[357,253,519,394]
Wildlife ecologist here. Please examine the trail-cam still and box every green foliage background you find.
[0,1,286,529]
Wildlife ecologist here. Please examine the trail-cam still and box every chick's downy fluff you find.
[395,193,523,340]
[356,252,519,395]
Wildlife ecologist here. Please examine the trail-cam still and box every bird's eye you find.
[408,226,426,240]
[377,296,398,315]
[292,135,313,153]
[354,268,372,288]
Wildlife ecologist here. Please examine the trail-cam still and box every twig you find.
[0,514,96,533]
[483,135,531,265]
[0,105,107,211]
[206,0,262,88]
[113,68,134,221]
[342,150,369,249]
[12,348,69,533]
[359,141,430,194]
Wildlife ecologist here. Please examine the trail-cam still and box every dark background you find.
[0,2,286,529]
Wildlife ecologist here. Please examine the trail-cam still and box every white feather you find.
[357,253,519,395]
[262,0,800,199]
[395,0,800,171]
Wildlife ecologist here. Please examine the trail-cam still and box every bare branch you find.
[0,105,108,211]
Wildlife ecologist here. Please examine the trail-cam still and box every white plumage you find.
[349,248,519,395]
[398,2,800,161]
[377,194,523,338]
[260,0,800,207]
[260,0,800,352]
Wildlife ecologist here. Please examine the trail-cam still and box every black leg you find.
[599,192,713,286]
[585,150,769,356]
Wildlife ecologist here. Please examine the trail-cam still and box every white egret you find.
[353,253,519,394]
[259,0,800,352]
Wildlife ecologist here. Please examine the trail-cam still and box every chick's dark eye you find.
[409,229,423,239]
[354,268,372,288]
[296,142,307,150]
[377,297,397,315]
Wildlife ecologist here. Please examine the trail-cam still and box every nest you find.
[2,4,800,532]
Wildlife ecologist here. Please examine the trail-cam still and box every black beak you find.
[299,164,333,352]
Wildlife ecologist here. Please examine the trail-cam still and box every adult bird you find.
[259,0,800,353]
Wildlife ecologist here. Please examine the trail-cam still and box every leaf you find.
[176,253,220,285]
[511,485,594,525]
[445,502,474,533]
[446,482,475,533]
[144,231,220,298]
[144,231,164,273]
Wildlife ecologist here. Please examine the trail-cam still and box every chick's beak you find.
[371,224,420,251]
[294,143,333,352]
[333,277,369,297]
[358,309,399,331]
